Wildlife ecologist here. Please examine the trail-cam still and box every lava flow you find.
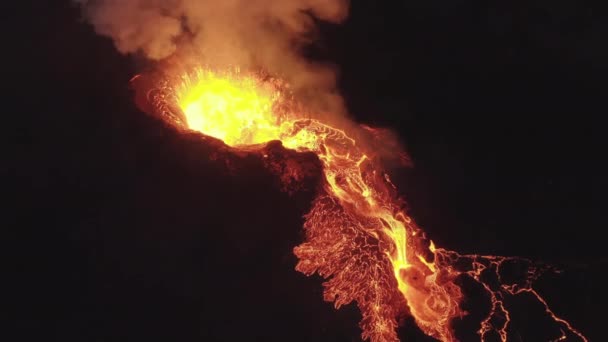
[137,67,588,342]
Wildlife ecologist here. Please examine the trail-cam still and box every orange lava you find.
[141,67,588,342]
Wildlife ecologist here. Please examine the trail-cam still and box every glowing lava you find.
[141,68,588,342]
[176,69,284,146]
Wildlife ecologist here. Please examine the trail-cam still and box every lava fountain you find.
[134,67,588,342]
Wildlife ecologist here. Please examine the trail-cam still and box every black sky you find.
[7,1,606,341]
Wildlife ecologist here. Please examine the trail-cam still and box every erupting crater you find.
[132,67,588,342]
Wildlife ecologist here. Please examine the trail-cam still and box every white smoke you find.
[75,0,350,114]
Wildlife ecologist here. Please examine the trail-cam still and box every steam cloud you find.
[74,0,350,114]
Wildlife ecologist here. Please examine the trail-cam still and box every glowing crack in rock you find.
[136,68,588,342]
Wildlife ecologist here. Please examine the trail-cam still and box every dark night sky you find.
[7,1,607,341]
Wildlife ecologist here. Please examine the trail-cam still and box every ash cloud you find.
[74,0,350,114]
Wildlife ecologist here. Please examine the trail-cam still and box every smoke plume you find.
[74,0,350,114]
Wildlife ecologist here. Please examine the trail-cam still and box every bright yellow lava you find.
[175,69,322,151]
[176,69,284,146]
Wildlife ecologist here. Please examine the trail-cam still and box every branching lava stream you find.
[139,68,588,342]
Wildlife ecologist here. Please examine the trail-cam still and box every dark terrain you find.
[7,1,606,341]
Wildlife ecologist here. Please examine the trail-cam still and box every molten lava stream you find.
[141,68,588,342]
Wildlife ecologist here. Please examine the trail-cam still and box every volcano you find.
[127,67,589,341]
[8,1,606,342]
